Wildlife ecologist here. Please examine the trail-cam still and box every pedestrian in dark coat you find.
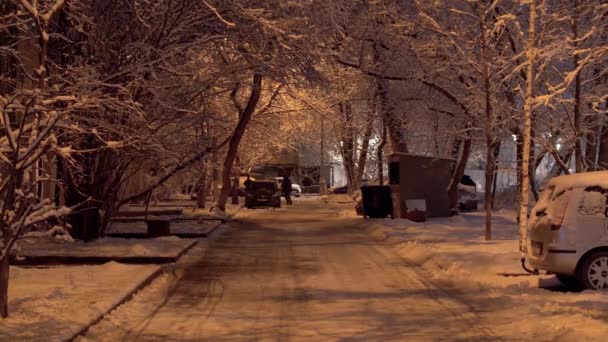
[282,175,293,205]
[244,174,252,191]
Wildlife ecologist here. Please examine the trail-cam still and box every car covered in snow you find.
[245,180,282,208]
[458,175,478,211]
[526,171,608,290]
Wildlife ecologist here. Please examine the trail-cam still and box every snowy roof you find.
[547,171,608,192]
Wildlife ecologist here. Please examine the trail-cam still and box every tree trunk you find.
[529,134,539,201]
[491,142,501,209]
[196,164,207,209]
[65,147,125,241]
[216,74,263,211]
[64,151,103,241]
[515,129,523,223]
[447,138,472,211]
[231,175,239,205]
[231,156,240,205]
[319,119,327,194]
[598,128,608,169]
[376,79,407,153]
[0,253,9,318]
[355,112,374,188]
[212,161,220,203]
[572,0,585,172]
[340,102,356,195]
[585,128,601,171]
[377,120,387,185]
[0,2,64,318]
[373,44,407,154]
[480,3,494,241]
[484,144,495,241]
[520,0,537,253]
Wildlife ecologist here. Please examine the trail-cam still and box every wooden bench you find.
[146,216,171,237]
[110,215,173,237]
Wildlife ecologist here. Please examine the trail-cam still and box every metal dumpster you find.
[360,185,392,219]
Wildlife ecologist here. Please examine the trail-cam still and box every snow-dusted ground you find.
[15,197,606,341]
[0,262,161,341]
[17,236,197,259]
[360,209,608,341]
[80,200,501,341]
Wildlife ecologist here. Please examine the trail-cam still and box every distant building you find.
[250,144,335,190]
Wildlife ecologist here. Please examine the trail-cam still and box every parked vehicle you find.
[526,171,608,290]
[245,180,282,208]
[458,175,478,211]
[292,183,302,197]
[273,177,301,197]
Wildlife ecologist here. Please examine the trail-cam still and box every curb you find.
[106,220,223,240]
[65,238,201,342]
[12,240,198,266]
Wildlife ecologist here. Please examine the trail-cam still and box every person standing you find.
[244,174,252,191]
[282,175,293,205]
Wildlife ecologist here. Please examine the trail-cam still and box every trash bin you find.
[360,185,392,218]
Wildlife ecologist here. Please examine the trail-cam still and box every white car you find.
[292,183,302,197]
[526,171,608,290]
[458,183,478,211]
[273,177,301,197]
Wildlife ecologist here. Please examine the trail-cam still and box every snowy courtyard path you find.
[82,199,496,341]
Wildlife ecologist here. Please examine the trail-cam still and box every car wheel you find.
[555,274,581,289]
[578,252,608,290]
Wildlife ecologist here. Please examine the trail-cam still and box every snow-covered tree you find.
[1,0,75,318]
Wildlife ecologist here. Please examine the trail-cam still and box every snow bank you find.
[17,236,196,259]
[322,194,356,204]
[363,211,608,340]
[0,263,160,341]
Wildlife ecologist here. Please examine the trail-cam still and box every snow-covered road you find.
[82,200,497,341]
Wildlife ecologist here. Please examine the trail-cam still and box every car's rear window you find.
[530,185,571,227]
[578,186,608,217]
[251,182,276,191]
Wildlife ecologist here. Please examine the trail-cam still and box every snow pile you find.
[22,225,74,242]
[17,236,195,259]
[337,208,358,217]
[363,211,608,340]
[322,194,356,204]
[0,262,160,341]
[364,213,545,290]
